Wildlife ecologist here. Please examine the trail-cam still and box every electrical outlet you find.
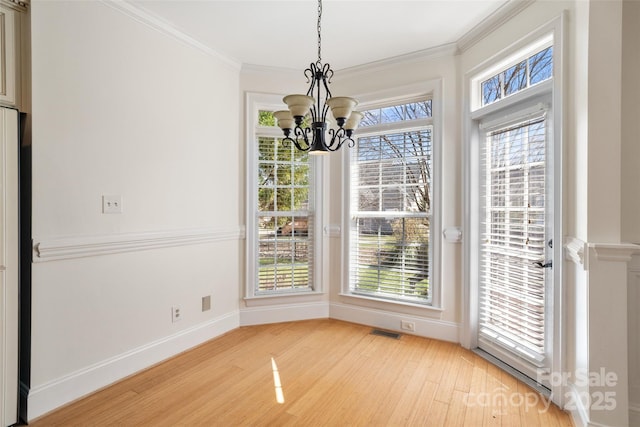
[102,195,122,214]
[401,320,415,332]
[202,295,211,312]
[172,306,181,323]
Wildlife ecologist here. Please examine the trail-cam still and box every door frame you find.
[1,107,19,427]
[462,15,566,407]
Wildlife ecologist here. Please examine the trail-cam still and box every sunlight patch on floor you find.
[271,357,285,404]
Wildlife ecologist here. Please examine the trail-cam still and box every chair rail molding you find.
[564,236,586,268]
[587,242,640,265]
[32,226,245,262]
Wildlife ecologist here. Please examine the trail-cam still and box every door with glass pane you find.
[477,111,553,383]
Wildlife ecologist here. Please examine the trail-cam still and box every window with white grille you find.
[249,107,315,296]
[348,99,434,304]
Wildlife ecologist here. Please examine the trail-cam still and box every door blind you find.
[479,116,547,364]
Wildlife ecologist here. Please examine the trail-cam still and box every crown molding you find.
[456,0,535,53]
[243,43,458,77]
[336,43,458,80]
[241,63,301,76]
[100,0,242,71]
[101,0,535,75]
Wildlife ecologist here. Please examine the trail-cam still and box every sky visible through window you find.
[481,46,553,107]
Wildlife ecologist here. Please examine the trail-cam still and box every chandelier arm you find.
[304,66,314,85]
[323,63,333,85]
[317,63,332,123]
[305,63,317,96]
[292,125,312,151]
[345,133,356,148]
[326,127,347,151]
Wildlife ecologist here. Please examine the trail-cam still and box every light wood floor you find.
[30,319,573,426]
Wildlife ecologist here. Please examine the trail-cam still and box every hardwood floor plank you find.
[482,361,504,426]
[423,399,450,427]
[29,319,573,427]
[443,389,469,427]
[434,343,463,404]
[497,368,522,426]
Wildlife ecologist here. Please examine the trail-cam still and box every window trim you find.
[470,34,553,112]
[341,79,443,309]
[245,92,324,302]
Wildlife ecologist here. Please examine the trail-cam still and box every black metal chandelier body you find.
[274,0,362,155]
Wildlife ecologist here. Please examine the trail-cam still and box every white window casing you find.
[342,80,442,309]
[245,92,323,301]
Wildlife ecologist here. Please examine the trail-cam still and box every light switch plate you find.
[102,195,122,214]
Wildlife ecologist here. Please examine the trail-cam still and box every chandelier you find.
[273,0,363,154]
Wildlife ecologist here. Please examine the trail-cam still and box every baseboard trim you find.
[27,311,239,421]
[566,382,589,427]
[329,302,460,343]
[239,301,329,326]
[33,227,245,262]
[564,382,622,427]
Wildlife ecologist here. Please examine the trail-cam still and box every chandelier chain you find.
[317,0,322,65]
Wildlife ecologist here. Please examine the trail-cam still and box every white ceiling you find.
[129,0,509,70]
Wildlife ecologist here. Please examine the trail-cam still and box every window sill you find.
[338,292,443,312]
[244,290,327,307]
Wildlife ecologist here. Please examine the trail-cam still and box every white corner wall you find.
[29,0,241,420]
[621,0,640,245]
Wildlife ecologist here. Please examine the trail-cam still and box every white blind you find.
[350,129,432,303]
[256,136,313,293]
[479,116,547,364]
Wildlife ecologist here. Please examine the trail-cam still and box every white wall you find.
[621,0,640,244]
[29,0,241,419]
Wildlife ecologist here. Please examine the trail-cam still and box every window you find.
[480,46,553,107]
[347,97,435,305]
[247,101,317,297]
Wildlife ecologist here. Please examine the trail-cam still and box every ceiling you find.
[129,0,509,70]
